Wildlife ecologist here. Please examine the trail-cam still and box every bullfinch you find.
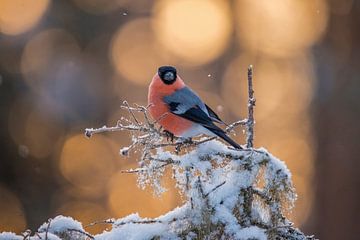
[148,66,242,149]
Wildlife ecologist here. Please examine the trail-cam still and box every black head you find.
[158,66,177,85]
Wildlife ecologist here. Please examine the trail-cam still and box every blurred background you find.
[0,0,359,239]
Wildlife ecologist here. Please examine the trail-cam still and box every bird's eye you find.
[164,71,175,81]
[158,66,177,84]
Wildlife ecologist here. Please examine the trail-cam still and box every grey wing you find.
[163,89,241,149]
[163,87,208,115]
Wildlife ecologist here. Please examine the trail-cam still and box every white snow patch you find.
[235,226,267,240]
[0,232,22,240]
[38,215,84,234]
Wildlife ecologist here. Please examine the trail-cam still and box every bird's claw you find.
[182,138,193,144]
[163,130,175,142]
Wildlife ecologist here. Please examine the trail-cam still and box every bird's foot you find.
[163,130,175,142]
[174,138,193,154]
[174,137,192,144]
[182,138,193,144]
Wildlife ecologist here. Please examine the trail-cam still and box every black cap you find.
[158,66,177,84]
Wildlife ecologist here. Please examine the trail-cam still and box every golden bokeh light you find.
[59,134,116,195]
[55,201,111,234]
[0,185,26,232]
[152,0,232,65]
[108,169,180,218]
[21,28,80,91]
[0,0,50,35]
[235,0,329,57]
[110,18,173,86]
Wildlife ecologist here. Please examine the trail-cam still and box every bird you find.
[147,66,242,149]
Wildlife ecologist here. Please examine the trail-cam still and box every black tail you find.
[205,126,242,149]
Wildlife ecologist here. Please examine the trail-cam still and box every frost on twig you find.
[246,65,255,148]
[2,66,314,239]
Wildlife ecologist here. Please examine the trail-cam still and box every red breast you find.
[148,73,193,136]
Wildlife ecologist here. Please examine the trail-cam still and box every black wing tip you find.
[204,126,242,149]
[205,104,223,123]
[230,141,243,149]
[222,135,243,149]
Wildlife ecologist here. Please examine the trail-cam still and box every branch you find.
[114,219,162,226]
[121,162,172,173]
[85,124,142,138]
[45,218,51,240]
[204,181,226,197]
[246,65,255,148]
[123,100,141,126]
[85,219,115,228]
[226,119,247,132]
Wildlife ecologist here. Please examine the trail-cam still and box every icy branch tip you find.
[84,128,93,138]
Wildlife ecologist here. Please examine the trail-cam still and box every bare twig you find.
[45,218,52,240]
[149,136,216,150]
[197,176,206,198]
[246,65,255,148]
[85,219,115,228]
[123,100,141,126]
[22,230,31,240]
[114,219,162,226]
[85,124,141,138]
[147,157,179,164]
[121,162,172,173]
[153,112,169,125]
[204,181,226,197]
[226,119,247,132]
[35,233,43,239]
[134,103,151,123]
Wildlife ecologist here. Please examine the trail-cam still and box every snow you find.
[38,215,83,234]
[235,226,267,240]
[0,231,61,240]
[98,222,174,240]
[96,207,190,240]
[0,232,22,240]
[0,139,309,239]
[125,139,299,239]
